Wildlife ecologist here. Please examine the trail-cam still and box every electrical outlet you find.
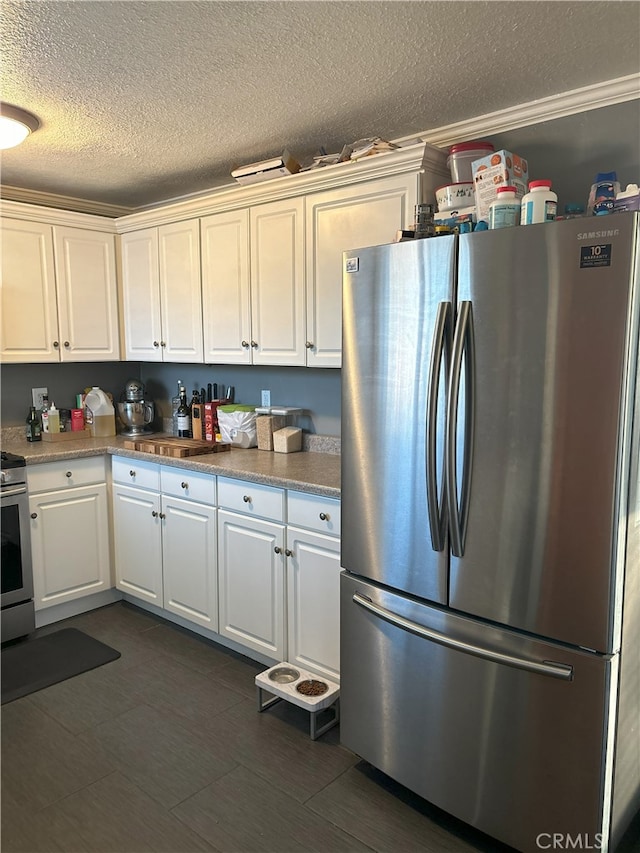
[32,387,48,409]
[261,389,271,407]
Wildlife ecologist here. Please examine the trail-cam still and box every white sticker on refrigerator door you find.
[345,257,359,273]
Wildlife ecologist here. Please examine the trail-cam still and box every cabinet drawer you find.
[287,490,340,536]
[217,476,284,521]
[112,455,160,490]
[27,456,107,493]
[161,466,216,504]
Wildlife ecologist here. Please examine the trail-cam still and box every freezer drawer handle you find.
[352,592,573,681]
[446,300,476,557]
[426,300,452,552]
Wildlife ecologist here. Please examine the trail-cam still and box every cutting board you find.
[122,437,231,457]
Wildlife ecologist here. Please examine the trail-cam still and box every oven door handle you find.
[1,485,27,498]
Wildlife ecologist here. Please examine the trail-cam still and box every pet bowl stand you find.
[255,662,340,740]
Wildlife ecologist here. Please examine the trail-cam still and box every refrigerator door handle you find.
[426,300,452,551]
[352,593,574,681]
[446,300,476,557]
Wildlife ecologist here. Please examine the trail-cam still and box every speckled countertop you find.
[1,432,341,498]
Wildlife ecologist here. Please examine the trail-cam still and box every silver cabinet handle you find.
[243,495,251,503]
[181,482,188,489]
[274,546,282,554]
[305,341,314,349]
[250,340,258,348]
[65,471,72,478]
[285,549,293,557]
[151,510,158,517]
[446,300,475,558]
[53,340,60,348]
[427,301,452,553]
[353,593,573,681]
[31,512,38,519]
[319,512,329,521]
[242,340,250,348]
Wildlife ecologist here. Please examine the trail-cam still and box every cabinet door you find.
[305,175,417,368]
[112,484,163,605]
[201,210,251,364]
[286,526,341,681]
[250,197,305,366]
[53,227,120,361]
[120,228,163,361]
[1,219,59,363]
[158,220,203,362]
[218,509,285,659]
[162,495,217,631]
[29,484,111,609]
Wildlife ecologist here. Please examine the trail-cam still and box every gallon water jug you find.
[84,387,116,437]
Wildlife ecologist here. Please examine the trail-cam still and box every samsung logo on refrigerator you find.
[577,229,620,239]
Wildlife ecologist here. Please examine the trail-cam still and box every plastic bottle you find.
[488,186,520,229]
[47,402,60,434]
[26,406,42,442]
[84,387,116,437]
[560,203,585,220]
[587,171,620,216]
[520,180,557,225]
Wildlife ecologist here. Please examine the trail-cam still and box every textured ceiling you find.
[1,0,639,210]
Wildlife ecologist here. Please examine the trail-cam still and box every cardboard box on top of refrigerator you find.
[471,150,529,221]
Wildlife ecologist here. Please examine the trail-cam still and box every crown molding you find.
[395,73,640,149]
[115,143,449,232]
[0,198,118,230]
[0,185,133,218]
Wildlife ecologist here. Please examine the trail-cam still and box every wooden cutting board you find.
[122,437,230,457]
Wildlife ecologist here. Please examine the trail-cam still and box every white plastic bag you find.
[217,406,257,447]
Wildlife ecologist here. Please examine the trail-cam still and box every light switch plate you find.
[261,389,271,407]
[32,387,48,409]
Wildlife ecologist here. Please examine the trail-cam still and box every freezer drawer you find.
[340,572,617,853]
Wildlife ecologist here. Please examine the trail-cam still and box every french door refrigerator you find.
[340,211,640,853]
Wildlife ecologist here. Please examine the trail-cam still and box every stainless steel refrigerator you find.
[340,211,640,853]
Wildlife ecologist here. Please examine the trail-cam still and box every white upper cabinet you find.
[250,197,306,366]
[201,209,252,364]
[1,217,119,363]
[305,174,418,368]
[121,220,203,362]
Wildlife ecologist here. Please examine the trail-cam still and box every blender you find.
[117,379,155,435]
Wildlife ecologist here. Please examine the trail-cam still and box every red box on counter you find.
[71,409,85,431]
[203,400,229,442]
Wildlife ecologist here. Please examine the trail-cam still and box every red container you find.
[71,409,85,431]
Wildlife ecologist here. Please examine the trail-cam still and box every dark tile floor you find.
[2,602,639,853]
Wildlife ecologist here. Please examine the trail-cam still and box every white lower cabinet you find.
[286,491,341,681]
[28,458,112,610]
[111,457,218,630]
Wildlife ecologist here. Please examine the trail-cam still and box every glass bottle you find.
[40,393,49,432]
[171,379,183,436]
[26,406,42,441]
[176,385,191,438]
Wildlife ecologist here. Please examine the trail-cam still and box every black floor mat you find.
[1,627,120,704]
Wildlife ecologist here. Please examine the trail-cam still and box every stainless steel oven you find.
[1,451,35,642]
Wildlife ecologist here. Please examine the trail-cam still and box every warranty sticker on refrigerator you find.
[580,244,612,268]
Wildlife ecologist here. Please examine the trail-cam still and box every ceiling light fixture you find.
[0,103,40,150]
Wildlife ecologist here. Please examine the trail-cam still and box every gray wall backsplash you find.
[1,362,342,436]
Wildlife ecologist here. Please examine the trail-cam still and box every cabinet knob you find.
[65,471,73,478]
[181,482,188,489]
[63,341,70,348]
[319,512,328,521]
[243,495,251,503]
[53,340,60,348]
[160,341,166,347]
[241,340,250,348]
[129,470,136,477]
[306,341,314,349]
[151,510,158,517]
[274,546,282,554]
[31,512,38,519]
[159,512,166,519]
[285,549,293,557]
[153,340,160,347]
[250,340,258,348]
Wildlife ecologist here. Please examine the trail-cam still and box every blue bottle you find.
[587,172,620,216]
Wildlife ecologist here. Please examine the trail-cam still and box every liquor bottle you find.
[41,394,50,432]
[176,385,191,438]
[171,379,183,436]
[26,406,42,442]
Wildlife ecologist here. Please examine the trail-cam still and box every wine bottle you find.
[176,385,191,438]
[171,379,182,436]
[26,406,42,442]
